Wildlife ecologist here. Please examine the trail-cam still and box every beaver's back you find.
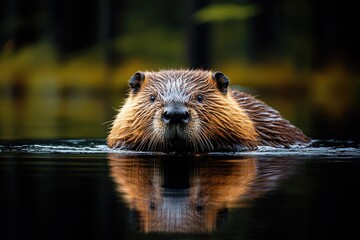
[231,90,310,147]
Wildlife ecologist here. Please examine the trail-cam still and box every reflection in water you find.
[108,154,295,234]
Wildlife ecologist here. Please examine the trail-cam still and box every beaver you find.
[107,70,310,152]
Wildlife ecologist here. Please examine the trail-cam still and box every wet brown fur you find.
[108,70,309,152]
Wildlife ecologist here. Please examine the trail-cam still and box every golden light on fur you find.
[108,70,309,152]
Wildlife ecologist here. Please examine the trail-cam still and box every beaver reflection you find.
[108,155,292,233]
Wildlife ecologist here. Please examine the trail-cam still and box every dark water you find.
[1,140,360,240]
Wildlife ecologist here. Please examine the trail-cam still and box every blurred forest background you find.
[0,0,359,141]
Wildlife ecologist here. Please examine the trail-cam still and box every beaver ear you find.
[212,71,229,95]
[129,72,145,94]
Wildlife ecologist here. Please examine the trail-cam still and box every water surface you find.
[1,140,360,240]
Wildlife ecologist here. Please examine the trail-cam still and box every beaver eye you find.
[197,95,203,103]
[150,95,156,102]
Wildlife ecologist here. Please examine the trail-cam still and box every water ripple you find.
[0,139,359,157]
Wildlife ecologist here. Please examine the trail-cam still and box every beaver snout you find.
[162,102,190,124]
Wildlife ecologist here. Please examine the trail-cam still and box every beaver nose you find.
[162,103,190,124]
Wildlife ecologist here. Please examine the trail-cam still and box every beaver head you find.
[107,70,258,152]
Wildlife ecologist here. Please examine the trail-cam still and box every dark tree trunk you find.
[98,0,124,66]
[186,0,211,69]
[47,0,98,58]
